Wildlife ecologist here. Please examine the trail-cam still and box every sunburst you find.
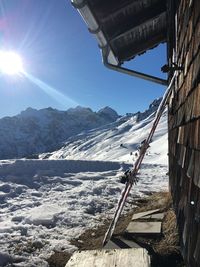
[0,50,23,75]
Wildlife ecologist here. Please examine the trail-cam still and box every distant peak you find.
[20,107,37,116]
[25,107,37,112]
[67,106,93,113]
[98,106,118,114]
[44,107,55,111]
[19,106,62,119]
[98,106,119,121]
[149,98,162,109]
[136,98,162,122]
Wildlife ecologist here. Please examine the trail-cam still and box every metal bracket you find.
[88,26,101,34]
[161,63,184,73]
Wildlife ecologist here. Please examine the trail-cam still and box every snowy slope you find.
[41,99,168,165]
[0,98,169,266]
[0,106,119,159]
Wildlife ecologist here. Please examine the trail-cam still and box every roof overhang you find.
[71,0,167,66]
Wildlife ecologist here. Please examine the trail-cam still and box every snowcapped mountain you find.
[97,106,119,121]
[0,106,119,159]
[0,98,169,266]
[40,98,168,165]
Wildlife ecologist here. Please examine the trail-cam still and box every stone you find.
[126,221,162,235]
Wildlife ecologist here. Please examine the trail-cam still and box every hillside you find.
[41,98,168,165]
[0,106,119,159]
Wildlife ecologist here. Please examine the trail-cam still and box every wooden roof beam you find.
[109,12,166,44]
[108,7,167,42]
[88,0,140,17]
[117,32,166,62]
[100,0,165,26]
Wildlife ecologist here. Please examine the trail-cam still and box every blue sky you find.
[0,0,167,118]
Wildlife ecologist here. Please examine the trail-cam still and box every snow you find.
[97,106,119,121]
[0,106,120,159]
[0,100,169,266]
[0,160,129,266]
[0,159,168,266]
[42,109,168,166]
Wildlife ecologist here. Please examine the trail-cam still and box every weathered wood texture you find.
[65,248,151,267]
[126,221,162,235]
[131,209,160,221]
[168,0,200,266]
[103,237,140,249]
[86,0,167,63]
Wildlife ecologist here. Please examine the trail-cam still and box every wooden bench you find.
[65,248,150,267]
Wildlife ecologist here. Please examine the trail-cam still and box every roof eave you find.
[71,0,119,66]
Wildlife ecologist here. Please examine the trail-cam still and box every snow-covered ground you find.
[41,109,168,166]
[0,105,169,266]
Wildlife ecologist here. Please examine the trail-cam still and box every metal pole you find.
[103,73,176,246]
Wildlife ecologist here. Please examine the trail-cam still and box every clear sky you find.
[0,0,167,118]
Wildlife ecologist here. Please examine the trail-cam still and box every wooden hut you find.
[168,1,200,266]
[71,0,200,265]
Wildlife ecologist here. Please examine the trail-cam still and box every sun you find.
[0,50,23,75]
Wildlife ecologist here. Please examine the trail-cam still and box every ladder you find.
[103,74,176,246]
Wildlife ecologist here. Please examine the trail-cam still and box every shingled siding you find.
[168,0,200,266]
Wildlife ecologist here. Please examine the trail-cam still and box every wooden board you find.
[142,213,164,220]
[118,237,141,249]
[103,240,121,249]
[131,209,160,221]
[103,237,141,249]
[65,248,151,267]
[126,221,162,234]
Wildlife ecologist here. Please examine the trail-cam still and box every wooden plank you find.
[65,248,151,267]
[187,150,195,178]
[103,240,121,249]
[118,237,141,249]
[131,209,160,221]
[103,237,141,249]
[142,213,164,220]
[108,1,166,40]
[126,221,162,235]
[194,151,200,188]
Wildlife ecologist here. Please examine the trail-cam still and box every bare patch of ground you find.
[47,251,71,267]
[47,191,185,267]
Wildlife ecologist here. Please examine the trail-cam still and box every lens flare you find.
[0,51,23,75]
[0,49,77,107]
[23,71,78,107]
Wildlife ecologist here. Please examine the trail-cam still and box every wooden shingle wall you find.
[168,0,200,265]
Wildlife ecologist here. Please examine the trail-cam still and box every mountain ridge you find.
[40,97,167,164]
[0,98,163,160]
[0,105,119,159]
